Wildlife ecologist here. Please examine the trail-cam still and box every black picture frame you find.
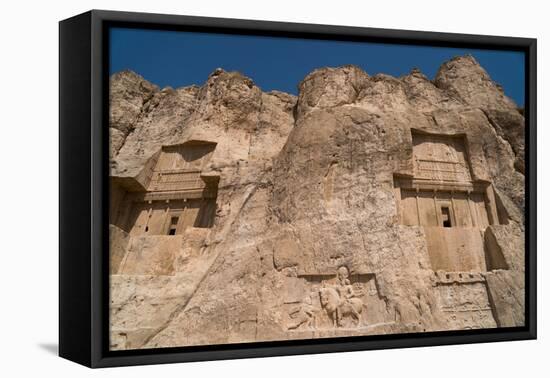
[59,9,537,368]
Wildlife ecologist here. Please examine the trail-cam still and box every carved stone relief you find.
[412,132,472,184]
[394,131,505,273]
[111,141,219,237]
[436,282,497,330]
[284,267,393,333]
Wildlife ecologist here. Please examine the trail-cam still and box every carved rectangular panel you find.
[437,281,497,330]
[399,189,487,230]
[424,227,487,271]
[471,192,490,228]
[156,143,215,171]
[400,190,419,226]
[148,170,205,192]
[412,133,472,184]
[284,272,395,334]
[417,192,439,227]
[127,198,216,236]
[147,143,217,194]
[181,200,201,229]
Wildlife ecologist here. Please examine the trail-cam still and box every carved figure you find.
[336,266,357,302]
[317,266,364,328]
[287,297,316,330]
[319,287,363,328]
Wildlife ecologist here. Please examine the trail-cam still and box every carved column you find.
[485,185,499,225]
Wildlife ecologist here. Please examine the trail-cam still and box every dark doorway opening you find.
[441,206,452,227]
[168,216,179,235]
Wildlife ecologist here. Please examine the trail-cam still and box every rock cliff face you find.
[109,55,525,350]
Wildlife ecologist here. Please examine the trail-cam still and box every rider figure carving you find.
[336,266,356,304]
[317,266,364,328]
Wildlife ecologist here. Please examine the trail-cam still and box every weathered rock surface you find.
[109,55,525,350]
[109,70,158,158]
[434,56,525,174]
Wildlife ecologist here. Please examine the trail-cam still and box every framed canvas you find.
[59,10,537,368]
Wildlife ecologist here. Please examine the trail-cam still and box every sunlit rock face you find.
[108,55,525,350]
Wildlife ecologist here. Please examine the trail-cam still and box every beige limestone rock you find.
[109,70,158,157]
[109,55,525,350]
[434,55,525,173]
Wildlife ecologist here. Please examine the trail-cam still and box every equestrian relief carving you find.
[288,267,367,331]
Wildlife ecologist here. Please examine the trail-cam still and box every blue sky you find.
[110,28,525,106]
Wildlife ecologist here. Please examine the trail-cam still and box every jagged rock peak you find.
[301,64,369,82]
[296,65,370,120]
[111,68,142,79]
[435,54,491,85]
[438,54,482,69]
[109,70,160,158]
[406,67,430,81]
[176,84,201,94]
[433,54,524,173]
[110,69,159,93]
[434,54,518,107]
[205,67,256,88]
[267,89,297,101]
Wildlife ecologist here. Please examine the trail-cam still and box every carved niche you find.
[113,141,219,236]
[284,266,393,333]
[394,131,503,272]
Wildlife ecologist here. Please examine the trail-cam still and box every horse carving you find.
[319,287,363,328]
